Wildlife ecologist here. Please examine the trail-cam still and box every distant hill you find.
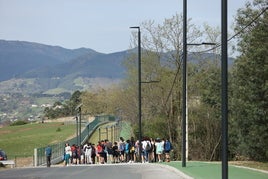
[21,50,127,79]
[0,40,127,94]
[0,40,99,81]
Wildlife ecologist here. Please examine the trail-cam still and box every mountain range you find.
[0,40,128,94]
[0,40,234,95]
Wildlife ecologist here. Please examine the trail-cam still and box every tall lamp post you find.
[75,116,78,146]
[221,0,228,178]
[75,103,83,146]
[182,0,187,168]
[130,26,142,162]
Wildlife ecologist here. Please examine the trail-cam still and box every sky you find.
[0,0,250,54]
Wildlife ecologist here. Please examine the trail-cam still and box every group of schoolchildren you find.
[63,136,172,166]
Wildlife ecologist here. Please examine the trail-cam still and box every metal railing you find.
[34,115,118,166]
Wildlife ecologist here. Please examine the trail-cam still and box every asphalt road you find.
[0,163,192,179]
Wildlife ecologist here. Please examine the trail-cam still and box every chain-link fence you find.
[98,122,122,142]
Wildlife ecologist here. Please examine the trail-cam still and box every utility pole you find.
[221,0,228,178]
[130,26,142,162]
[182,0,187,168]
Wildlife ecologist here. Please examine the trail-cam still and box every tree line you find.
[44,0,267,162]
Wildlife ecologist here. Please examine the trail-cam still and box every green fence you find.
[34,115,118,166]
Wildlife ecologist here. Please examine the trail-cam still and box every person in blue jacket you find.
[45,145,52,167]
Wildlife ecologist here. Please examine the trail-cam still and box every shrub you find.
[10,120,28,126]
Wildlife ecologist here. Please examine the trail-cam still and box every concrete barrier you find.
[0,160,15,168]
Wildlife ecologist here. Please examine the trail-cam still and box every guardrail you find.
[34,115,119,167]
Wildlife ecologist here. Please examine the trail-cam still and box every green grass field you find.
[0,120,129,159]
[0,122,76,158]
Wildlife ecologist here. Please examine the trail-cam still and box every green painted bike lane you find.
[165,161,268,179]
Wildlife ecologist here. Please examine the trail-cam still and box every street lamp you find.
[221,0,228,178]
[130,26,142,162]
[75,103,83,146]
[75,116,78,146]
[182,0,187,168]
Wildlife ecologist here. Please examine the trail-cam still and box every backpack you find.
[97,145,104,153]
[91,146,96,156]
[145,141,151,151]
[164,141,172,151]
[125,143,130,153]
[72,149,77,157]
[119,142,125,151]
[130,142,135,152]
[71,146,77,157]
[92,146,95,153]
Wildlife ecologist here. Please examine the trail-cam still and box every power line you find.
[162,7,267,109]
[192,7,267,54]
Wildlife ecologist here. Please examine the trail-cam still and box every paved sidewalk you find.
[164,161,268,179]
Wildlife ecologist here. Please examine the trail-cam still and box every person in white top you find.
[141,138,151,163]
[85,144,92,164]
[64,143,72,166]
[155,138,164,162]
